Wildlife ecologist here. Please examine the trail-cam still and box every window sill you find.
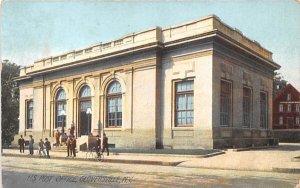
[104,127,124,131]
[172,126,193,131]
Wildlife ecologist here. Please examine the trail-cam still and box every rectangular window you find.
[243,87,252,128]
[279,116,283,125]
[287,104,291,112]
[287,93,291,101]
[175,80,194,126]
[26,100,33,129]
[260,92,267,129]
[296,117,300,125]
[279,104,283,112]
[56,102,66,128]
[296,104,300,112]
[220,80,232,126]
[107,97,122,127]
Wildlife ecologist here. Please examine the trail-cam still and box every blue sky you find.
[1,0,300,89]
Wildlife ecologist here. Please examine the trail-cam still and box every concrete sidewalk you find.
[2,143,300,173]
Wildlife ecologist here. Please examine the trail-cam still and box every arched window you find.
[80,85,91,98]
[79,85,92,136]
[107,81,122,127]
[55,89,66,129]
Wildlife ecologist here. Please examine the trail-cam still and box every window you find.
[243,87,252,128]
[175,80,194,126]
[55,89,66,128]
[287,104,291,112]
[220,80,232,126]
[279,104,283,112]
[79,85,92,136]
[26,100,33,129]
[279,116,283,125]
[260,92,267,129]
[287,93,291,101]
[296,117,300,125]
[107,81,122,127]
[296,104,300,112]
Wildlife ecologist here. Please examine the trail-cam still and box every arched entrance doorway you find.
[78,85,92,136]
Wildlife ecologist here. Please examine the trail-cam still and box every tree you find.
[273,71,287,97]
[1,60,20,146]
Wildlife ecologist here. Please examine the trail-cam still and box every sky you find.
[1,0,300,90]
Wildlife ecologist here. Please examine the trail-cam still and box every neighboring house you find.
[273,84,300,142]
[14,15,280,149]
[273,79,287,97]
[273,84,300,129]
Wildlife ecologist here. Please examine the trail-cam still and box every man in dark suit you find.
[44,138,51,158]
[70,136,76,157]
[66,136,71,157]
[102,133,109,156]
[18,135,25,153]
[95,135,101,157]
[28,135,34,155]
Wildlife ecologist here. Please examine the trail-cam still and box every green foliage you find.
[273,71,287,97]
[1,60,20,146]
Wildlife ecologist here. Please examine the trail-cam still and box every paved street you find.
[2,156,299,188]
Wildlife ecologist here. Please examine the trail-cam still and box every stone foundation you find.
[273,129,300,143]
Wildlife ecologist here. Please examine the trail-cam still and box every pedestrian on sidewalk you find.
[44,138,51,158]
[95,135,101,157]
[102,133,109,156]
[70,136,76,157]
[18,135,25,153]
[28,135,34,155]
[55,130,61,148]
[66,135,71,157]
[38,139,46,156]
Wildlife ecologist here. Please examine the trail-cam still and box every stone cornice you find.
[17,15,278,81]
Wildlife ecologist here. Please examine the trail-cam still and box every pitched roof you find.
[274,83,300,101]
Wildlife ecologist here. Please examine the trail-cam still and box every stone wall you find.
[273,130,300,143]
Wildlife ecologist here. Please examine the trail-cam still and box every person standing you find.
[28,135,34,155]
[44,138,51,158]
[95,135,101,157]
[18,135,25,153]
[55,130,61,148]
[70,136,76,157]
[66,135,71,157]
[102,133,109,156]
[38,139,46,156]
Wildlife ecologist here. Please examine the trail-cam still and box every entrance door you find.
[79,100,91,136]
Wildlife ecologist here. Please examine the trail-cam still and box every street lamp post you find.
[86,108,92,135]
[60,110,66,135]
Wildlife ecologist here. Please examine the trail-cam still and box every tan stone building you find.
[15,15,280,149]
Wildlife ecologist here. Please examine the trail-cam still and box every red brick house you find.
[273,84,300,129]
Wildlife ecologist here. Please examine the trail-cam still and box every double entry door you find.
[79,100,92,136]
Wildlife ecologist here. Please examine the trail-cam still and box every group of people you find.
[54,125,75,147]
[38,137,51,158]
[95,133,109,157]
[18,128,109,159]
[18,135,51,158]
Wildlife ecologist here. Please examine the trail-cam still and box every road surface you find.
[2,156,299,188]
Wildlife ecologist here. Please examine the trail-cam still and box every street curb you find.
[111,151,225,158]
[201,151,225,158]
[3,148,225,158]
[291,156,300,162]
[178,165,300,174]
[2,153,183,166]
[272,167,300,174]
[230,146,279,152]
